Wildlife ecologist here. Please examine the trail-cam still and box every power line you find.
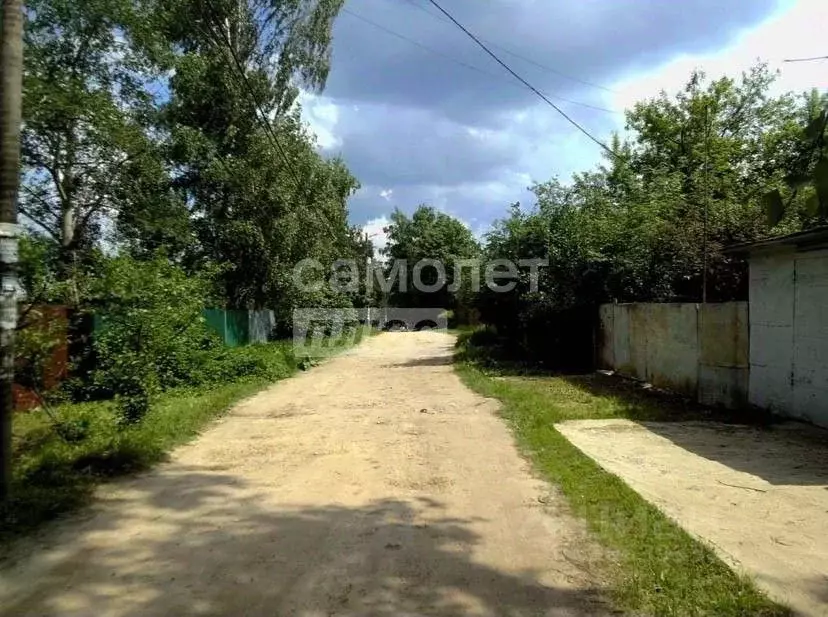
[783,55,828,63]
[199,0,344,242]
[341,8,619,115]
[486,41,617,95]
[424,0,615,155]
[401,0,617,94]
[202,0,303,189]
[341,9,496,82]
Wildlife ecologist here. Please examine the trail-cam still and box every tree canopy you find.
[381,205,479,310]
[20,0,365,328]
[475,67,827,352]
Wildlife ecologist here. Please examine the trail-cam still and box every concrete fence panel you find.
[249,310,275,344]
[645,303,699,395]
[599,301,749,409]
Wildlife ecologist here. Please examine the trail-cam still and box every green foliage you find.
[15,308,63,393]
[2,342,297,547]
[21,0,174,270]
[16,0,365,427]
[20,0,357,316]
[763,96,828,226]
[87,255,218,422]
[382,205,479,309]
[478,67,823,345]
[161,1,366,312]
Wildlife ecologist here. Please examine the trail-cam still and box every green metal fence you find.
[203,309,274,347]
[93,308,274,348]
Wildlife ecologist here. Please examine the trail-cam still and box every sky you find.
[298,0,828,251]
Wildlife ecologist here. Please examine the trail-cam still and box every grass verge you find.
[2,333,367,551]
[454,334,789,616]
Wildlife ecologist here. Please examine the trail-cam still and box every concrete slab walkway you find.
[557,419,828,616]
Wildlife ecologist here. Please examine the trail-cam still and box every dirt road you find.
[0,332,608,617]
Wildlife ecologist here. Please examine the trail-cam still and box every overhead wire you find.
[340,8,620,115]
[424,0,616,156]
[201,0,304,189]
[199,0,343,241]
[783,55,828,63]
[400,0,617,94]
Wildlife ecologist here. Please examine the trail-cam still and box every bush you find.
[207,344,297,385]
[88,254,220,423]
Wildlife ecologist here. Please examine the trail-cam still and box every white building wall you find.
[748,248,828,427]
[748,252,795,413]
[792,250,828,426]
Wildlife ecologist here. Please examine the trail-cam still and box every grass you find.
[454,333,789,616]
[2,332,368,551]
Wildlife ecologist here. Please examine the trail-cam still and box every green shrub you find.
[88,254,219,423]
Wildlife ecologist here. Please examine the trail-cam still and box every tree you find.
[763,89,828,228]
[475,65,822,357]
[382,206,479,309]
[20,0,174,295]
[0,0,24,498]
[19,0,355,316]
[160,0,361,313]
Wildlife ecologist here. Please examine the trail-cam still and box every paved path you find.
[0,332,608,617]
[558,418,828,617]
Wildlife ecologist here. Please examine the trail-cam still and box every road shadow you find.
[802,575,828,607]
[0,466,611,617]
[560,373,828,486]
[387,355,453,368]
[638,420,828,487]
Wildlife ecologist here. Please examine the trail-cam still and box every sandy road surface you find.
[0,332,608,617]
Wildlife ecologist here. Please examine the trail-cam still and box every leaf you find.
[805,111,827,141]
[762,189,785,227]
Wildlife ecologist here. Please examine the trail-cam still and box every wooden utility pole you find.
[0,0,24,499]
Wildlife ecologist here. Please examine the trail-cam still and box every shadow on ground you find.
[0,467,608,617]
[560,373,757,423]
[636,420,828,487]
[561,374,828,486]
[387,355,453,368]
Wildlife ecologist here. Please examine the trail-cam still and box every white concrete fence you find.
[598,302,749,409]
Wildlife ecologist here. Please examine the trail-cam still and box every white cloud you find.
[611,0,828,113]
[362,216,390,257]
[379,188,393,201]
[297,91,342,150]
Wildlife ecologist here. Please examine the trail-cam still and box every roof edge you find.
[724,226,828,254]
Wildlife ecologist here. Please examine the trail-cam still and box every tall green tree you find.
[382,205,479,309]
[161,0,359,312]
[20,0,173,281]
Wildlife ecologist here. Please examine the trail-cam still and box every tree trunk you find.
[0,0,24,499]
